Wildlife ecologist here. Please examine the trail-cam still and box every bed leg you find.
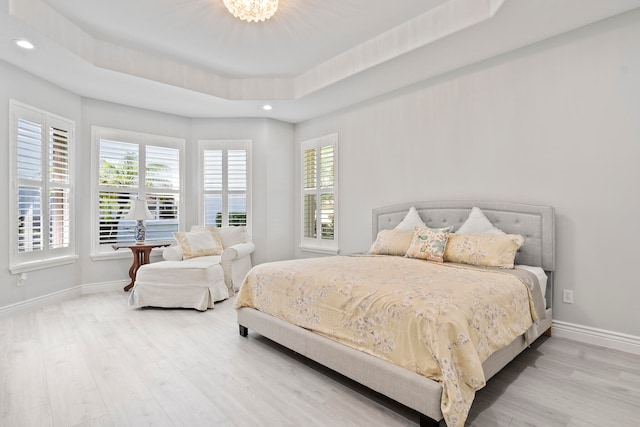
[239,325,248,337]
[419,414,440,427]
[543,326,552,337]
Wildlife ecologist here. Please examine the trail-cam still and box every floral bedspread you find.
[234,255,540,427]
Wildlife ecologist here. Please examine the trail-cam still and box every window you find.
[199,140,251,232]
[92,127,184,255]
[300,133,338,254]
[9,100,76,273]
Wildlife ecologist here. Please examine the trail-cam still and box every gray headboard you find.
[372,201,555,272]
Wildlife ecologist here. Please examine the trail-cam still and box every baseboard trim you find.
[0,280,128,319]
[0,286,81,319]
[81,280,128,294]
[552,320,640,355]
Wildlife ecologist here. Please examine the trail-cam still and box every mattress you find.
[515,265,548,298]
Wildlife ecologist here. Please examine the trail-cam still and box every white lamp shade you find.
[124,198,154,220]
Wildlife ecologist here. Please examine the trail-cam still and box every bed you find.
[235,201,555,426]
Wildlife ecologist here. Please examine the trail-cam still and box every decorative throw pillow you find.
[456,207,504,234]
[191,225,248,249]
[394,207,427,232]
[369,229,413,256]
[405,226,453,262]
[444,233,524,268]
[191,225,222,242]
[173,230,223,259]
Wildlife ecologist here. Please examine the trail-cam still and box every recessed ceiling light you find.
[262,104,273,111]
[15,40,35,50]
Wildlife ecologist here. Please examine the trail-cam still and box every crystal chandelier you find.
[223,0,279,22]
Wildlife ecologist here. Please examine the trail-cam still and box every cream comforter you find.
[234,255,543,427]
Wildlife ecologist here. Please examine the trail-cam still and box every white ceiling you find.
[1,0,640,123]
[43,0,447,78]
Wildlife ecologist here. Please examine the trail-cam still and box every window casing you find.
[300,134,338,254]
[9,100,76,273]
[92,127,184,256]
[198,140,251,233]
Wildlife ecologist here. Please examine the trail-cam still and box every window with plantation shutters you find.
[199,140,251,231]
[9,100,76,273]
[146,145,180,225]
[300,134,338,254]
[93,127,184,254]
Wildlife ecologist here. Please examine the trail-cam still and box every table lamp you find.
[124,198,154,244]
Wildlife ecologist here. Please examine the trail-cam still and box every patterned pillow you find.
[444,233,524,268]
[405,226,453,262]
[369,229,413,256]
[173,230,223,259]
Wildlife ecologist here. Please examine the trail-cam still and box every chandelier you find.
[223,0,279,22]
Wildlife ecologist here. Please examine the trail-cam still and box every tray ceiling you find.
[1,0,639,122]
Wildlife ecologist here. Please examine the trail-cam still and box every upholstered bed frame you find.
[237,201,555,426]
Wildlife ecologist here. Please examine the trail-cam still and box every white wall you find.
[190,117,294,266]
[295,10,640,337]
[80,104,296,286]
[0,60,82,308]
[79,99,192,286]
[2,8,638,341]
[0,64,295,308]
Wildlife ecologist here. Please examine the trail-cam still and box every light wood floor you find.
[0,291,638,427]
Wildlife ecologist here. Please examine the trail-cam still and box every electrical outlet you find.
[562,289,573,304]
[17,272,27,287]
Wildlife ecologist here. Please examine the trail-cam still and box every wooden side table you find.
[112,242,172,291]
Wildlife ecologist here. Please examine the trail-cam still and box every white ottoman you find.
[128,261,228,311]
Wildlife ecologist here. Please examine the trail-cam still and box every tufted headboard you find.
[372,201,555,272]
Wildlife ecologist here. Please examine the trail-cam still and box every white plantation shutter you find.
[199,140,251,230]
[146,145,180,225]
[17,186,42,253]
[203,149,223,226]
[98,140,139,244]
[146,146,180,191]
[16,117,43,253]
[319,144,335,240]
[10,101,75,271]
[98,191,134,244]
[48,124,71,249]
[301,134,338,253]
[303,148,317,238]
[94,127,184,251]
[99,140,139,188]
[228,149,247,226]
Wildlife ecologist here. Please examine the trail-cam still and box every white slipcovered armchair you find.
[162,225,255,293]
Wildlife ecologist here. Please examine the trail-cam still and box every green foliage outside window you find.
[98,151,173,242]
[215,212,247,227]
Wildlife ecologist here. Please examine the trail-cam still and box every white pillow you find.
[456,207,504,234]
[162,245,184,261]
[218,226,248,247]
[173,230,223,259]
[192,225,248,248]
[394,207,427,232]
